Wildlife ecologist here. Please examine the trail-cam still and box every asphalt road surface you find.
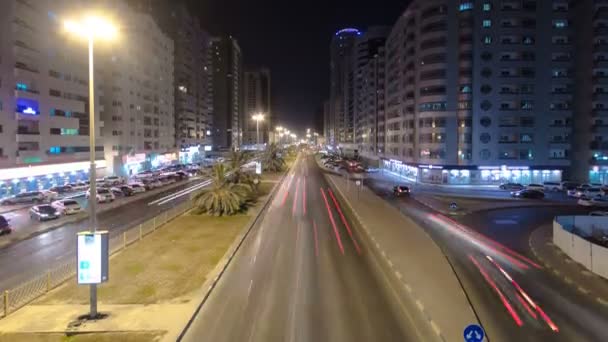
[367,176,608,342]
[0,178,207,292]
[181,154,421,342]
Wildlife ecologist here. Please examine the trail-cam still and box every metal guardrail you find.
[1,199,192,318]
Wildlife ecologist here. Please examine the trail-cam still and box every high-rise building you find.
[0,0,107,197]
[243,68,271,146]
[354,27,389,161]
[377,0,584,185]
[126,1,214,164]
[211,36,243,150]
[99,1,175,176]
[329,28,360,147]
[573,0,608,184]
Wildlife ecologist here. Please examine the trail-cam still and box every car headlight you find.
[40,213,48,217]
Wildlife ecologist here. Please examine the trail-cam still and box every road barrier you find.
[554,216,608,279]
[0,199,192,318]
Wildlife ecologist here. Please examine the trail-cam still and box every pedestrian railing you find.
[1,199,193,318]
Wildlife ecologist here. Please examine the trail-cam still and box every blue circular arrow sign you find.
[464,324,484,342]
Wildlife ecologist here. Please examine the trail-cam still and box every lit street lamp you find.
[252,113,265,150]
[64,14,117,319]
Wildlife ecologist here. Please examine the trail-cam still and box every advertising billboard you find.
[77,231,109,284]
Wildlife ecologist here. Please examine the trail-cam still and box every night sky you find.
[189,0,407,133]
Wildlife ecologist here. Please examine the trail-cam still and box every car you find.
[510,189,545,199]
[110,187,126,197]
[543,182,561,192]
[49,185,73,194]
[578,196,608,207]
[560,181,579,191]
[174,171,189,180]
[525,183,545,191]
[393,185,410,196]
[142,178,162,190]
[0,215,11,235]
[41,190,59,202]
[86,188,115,203]
[589,211,608,216]
[576,187,602,199]
[103,176,123,186]
[51,199,82,215]
[116,185,135,197]
[128,183,146,193]
[29,205,60,221]
[499,183,525,190]
[1,191,46,205]
[567,187,583,197]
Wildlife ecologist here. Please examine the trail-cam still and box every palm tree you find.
[193,163,251,216]
[228,150,250,184]
[263,143,286,172]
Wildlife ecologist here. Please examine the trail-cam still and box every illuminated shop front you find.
[380,159,562,185]
[589,166,608,185]
[0,160,106,199]
[179,145,212,164]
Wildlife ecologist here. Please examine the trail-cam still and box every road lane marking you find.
[292,178,300,216]
[302,177,307,215]
[313,220,319,258]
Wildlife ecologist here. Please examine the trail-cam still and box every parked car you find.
[578,196,608,207]
[142,178,162,190]
[576,187,602,199]
[41,190,59,202]
[86,188,115,203]
[51,199,82,215]
[543,182,561,192]
[68,182,89,191]
[499,183,525,190]
[510,189,545,199]
[117,185,135,197]
[589,211,608,216]
[49,185,73,194]
[175,171,189,180]
[103,176,123,186]
[393,185,411,197]
[110,187,126,197]
[525,184,545,192]
[128,183,146,194]
[0,215,11,235]
[560,181,579,191]
[29,205,60,221]
[1,191,46,205]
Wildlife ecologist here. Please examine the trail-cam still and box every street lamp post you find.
[252,113,265,150]
[64,15,117,319]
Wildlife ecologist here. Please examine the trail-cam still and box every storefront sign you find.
[77,231,109,284]
[123,153,146,165]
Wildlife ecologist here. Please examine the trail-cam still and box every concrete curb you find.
[174,159,293,342]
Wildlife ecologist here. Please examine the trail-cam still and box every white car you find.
[51,199,82,215]
[525,184,545,192]
[40,190,59,202]
[86,188,115,203]
[576,187,603,199]
[128,183,146,193]
[103,176,123,186]
[578,196,608,207]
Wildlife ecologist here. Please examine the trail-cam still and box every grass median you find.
[0,331,164,342]
[38,174,278,305]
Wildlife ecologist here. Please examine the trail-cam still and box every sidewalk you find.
[325,173,480,342]
[529,224,608,306]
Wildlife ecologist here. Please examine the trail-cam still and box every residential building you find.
[128,0,214,163]
[0,0,107,197]
[575,0,608,184]
[354,27,389,162]
[99,1,175,176]
[322,99,331,140]
[243,68,271,147]
[378,0,580,185]
[211,36,243,150]
[329,28,360,147]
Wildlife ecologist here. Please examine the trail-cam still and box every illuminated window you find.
[49,146,61,154]
[553,20,568,28]
[483,3,491,11]
[459,3,473,11]
[60,128,78,135]
[16,83,28,91]
[483,20,492,28]
[483,36,492,44]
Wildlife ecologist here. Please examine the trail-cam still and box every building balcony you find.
[16,128,40,135]
[593,92,608,100]
[14,61,39,74]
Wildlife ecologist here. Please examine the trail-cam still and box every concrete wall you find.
[553,216,608,279]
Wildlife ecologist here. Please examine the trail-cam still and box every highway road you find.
[180,154,422,342]
[0,177,208,293]
[367,175,608,341]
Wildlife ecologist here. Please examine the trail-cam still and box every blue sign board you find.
[464,324,484,342]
